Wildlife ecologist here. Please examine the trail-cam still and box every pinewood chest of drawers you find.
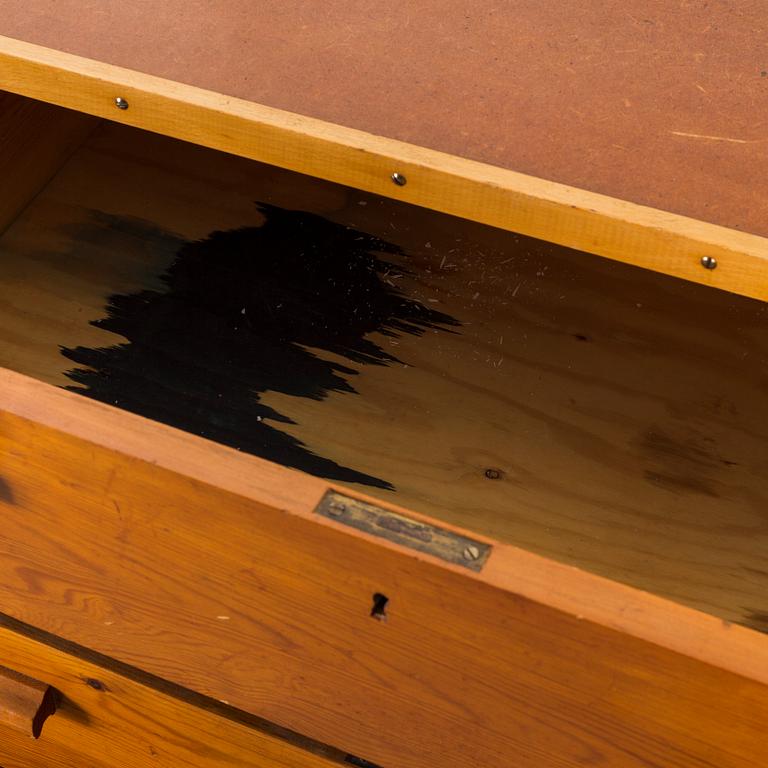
[0,6,767,767]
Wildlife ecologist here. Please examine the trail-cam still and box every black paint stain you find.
[0,477,14,505]
[741,610,768,635]
[61,204,457,488]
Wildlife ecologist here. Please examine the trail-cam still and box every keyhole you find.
[371,593,389,621]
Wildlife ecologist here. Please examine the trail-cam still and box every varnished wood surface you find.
[0,726,107,768]
[1,2,767,239]
[0,664,57,739]
[3,46,768,304]
[2,376,768,768]
[0,91,94,235]
[1,121,767,627]
[0,616,344,768]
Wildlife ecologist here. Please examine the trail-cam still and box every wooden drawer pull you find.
[0,664,58,738]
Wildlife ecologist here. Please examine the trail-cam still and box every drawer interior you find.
[2,91,767,633]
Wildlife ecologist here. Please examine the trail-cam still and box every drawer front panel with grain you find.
[3,373,768,768]
[0,615,343,768]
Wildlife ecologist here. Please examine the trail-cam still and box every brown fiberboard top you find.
[2,1,768,236]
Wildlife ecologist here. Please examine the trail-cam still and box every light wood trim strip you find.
[2,367,768,767]
[0,35,766,302]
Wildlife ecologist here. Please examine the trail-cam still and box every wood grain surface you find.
[2,43,768,303]
[0,616,344,768]
[0,726,107,768]
[1,1,766,239]
[0,664,57,739]
[2,369,768,768]
[1,121,768,628]
[0,91,95,235]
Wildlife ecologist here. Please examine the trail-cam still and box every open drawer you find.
[1,90,768,768]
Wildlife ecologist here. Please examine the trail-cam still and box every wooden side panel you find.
[0,91,96,235]
[1,36,768,302]
[1,370,768,767]
[0,617,342,768]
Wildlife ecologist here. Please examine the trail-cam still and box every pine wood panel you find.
[0,122,767,628]
[0,724,106,768]
[0,91,95,235]
[1,39,768,301]
[1,369,768,767]
[0,616,343,768]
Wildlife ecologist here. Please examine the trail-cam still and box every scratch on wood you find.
[670,131,755,144]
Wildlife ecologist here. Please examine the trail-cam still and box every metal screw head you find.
[114,97,129,110]
[700,255,718,270]
[463,545,481,561]
[391,172,407,187]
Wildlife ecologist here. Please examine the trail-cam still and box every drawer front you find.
[0,725,104,768]
[0,615,340,768]
[2,368,768,768]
